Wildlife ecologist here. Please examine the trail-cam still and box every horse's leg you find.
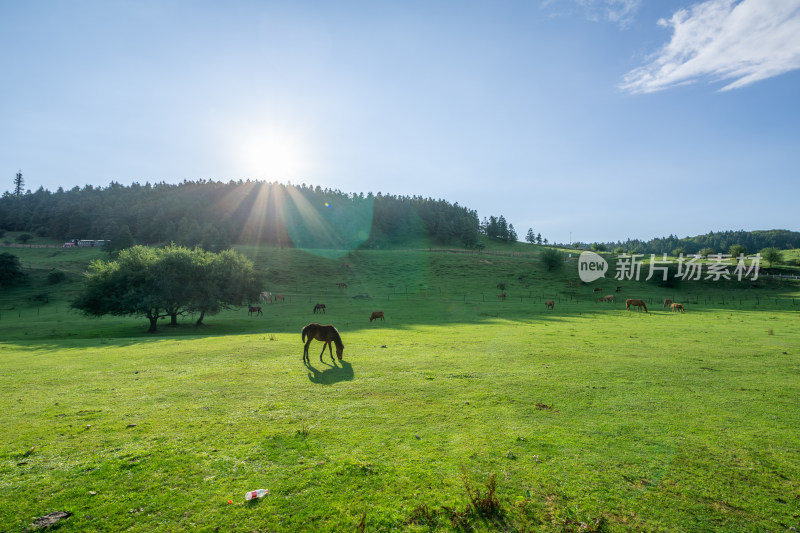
[319,341,330,362]
[304,339,312,362]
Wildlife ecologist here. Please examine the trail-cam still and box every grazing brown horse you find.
[274,294,285,303]
[313,303,326,314]
[626,299,648,312]
[545,300,555,310]
[497,293,507,300]
[663,299,673,308]
[616,286,622,293]
[248,306,262,316]
[593,287,603,293]
[598,294,615,303]
[302,323,344,362]
[671,303,685,313]
[336,282,348,289]
[369,311,385,322]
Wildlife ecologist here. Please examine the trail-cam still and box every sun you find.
[233,126,313,180]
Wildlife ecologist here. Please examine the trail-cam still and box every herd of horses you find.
[259,292,285,303]
[251,282,687,363]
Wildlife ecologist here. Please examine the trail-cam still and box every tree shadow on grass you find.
[305,359,354,385]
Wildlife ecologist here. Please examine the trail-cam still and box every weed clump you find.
[405,470,504,530]
[462,470,502,518]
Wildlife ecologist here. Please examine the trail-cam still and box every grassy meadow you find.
[1,242,799,532]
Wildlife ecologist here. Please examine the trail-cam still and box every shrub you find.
[0,252,26,286]
[47,271,67,284]
[729,244,747,257]
[540,247,564,272]
[760,247,782,268]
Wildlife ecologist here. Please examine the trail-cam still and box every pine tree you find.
[13,170,24,197]
[498,215,509,241]
[508,224,518,242]
[526,228,535,244]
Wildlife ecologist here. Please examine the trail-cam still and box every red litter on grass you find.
[245,489,269,500]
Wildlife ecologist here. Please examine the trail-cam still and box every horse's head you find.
[336,345,344,360]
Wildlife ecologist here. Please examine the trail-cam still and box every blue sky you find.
[2,0,798,244]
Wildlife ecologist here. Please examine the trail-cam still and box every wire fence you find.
[6,292,797,323]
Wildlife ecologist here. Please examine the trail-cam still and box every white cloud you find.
[602,0,641,26]
[621,0,800,93]
[541,0,641,26]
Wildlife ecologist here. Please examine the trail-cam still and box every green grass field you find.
[1,243,799,531]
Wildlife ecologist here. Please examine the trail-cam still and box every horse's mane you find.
[330,326,344,348]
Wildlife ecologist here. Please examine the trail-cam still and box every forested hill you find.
[0,180,481,250]
[598,229,800,255]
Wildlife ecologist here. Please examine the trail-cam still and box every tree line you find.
[0,180,498,249]
[572,229,800,256]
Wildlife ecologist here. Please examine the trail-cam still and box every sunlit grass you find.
[1,244,798,531]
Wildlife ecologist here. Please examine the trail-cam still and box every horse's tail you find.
[301,324,308,343]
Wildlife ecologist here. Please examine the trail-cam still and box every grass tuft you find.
[462,470,502,519]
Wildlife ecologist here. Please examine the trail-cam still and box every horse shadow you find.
[304,359,354,385]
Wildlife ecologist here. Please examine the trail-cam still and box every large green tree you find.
[189,248,263,326]
[71,245,262,332]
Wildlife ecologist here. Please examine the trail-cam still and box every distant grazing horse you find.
[598,294,615,303]
[593,287,603,293]
[497,293,507,300]
[248,306,262,316]
[671,303,685,313]
[626,299,648,312]
[302,323,344,363]
[545,300,555,310]
[274,294,285,303]
[369,311,385,322]
[336,282,348,289]
[313,303,326,314]
[616,286,622,293]
[663,299,673,308]
[260,292,273,303]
